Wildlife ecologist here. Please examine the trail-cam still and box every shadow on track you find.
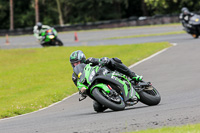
[74,105,155,116]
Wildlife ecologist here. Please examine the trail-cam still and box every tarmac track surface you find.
[0,24,182,49]
[1,25,200,133]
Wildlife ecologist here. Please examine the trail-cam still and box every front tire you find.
[137,86,161,106]
[192,34,199,38]
[41,42,48,47]
[191,26,199,39]
[92,88,125,111]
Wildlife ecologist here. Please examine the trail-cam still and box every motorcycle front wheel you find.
[92,88,125,111]
[55,38,63,46]
[192,34,199,38]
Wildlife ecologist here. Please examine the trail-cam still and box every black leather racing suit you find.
[179,12,194,33]
[71,57,137,112]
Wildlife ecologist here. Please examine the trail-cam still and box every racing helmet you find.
[70,50,86,68]
[181,7,189,15]
[37,22,42,30]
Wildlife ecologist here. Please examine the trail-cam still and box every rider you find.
[33,22,51,41]
[70,50,143,112]
[179,7,194,32]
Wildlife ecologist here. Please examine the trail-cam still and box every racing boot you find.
[93,101,107,113]
[132,74,143,82]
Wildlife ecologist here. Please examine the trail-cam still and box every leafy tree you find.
[1,0,200,29]
[14,1,35,28]
[0,0,10,29]
[56,0,64,26]
[144,0,200,16]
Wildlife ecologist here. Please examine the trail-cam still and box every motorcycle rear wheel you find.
[92,88,125,111]
[137,86,161,106]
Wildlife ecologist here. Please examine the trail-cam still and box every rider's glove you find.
[79,87,87,97]
[99,57,110,66]
[79,91,87,97]
[85,57,93,64]
[132,74,143,82]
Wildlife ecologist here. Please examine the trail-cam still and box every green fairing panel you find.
[90,83,110,95]
[121,75,140,99]
[41,32,46,36]
[84,64,99,85]
[121,76,138,99]
[84,64,92,84]
[45,38,50,42]
[135,92,140,99]
[112,74,129,97]
[95,66,99,72]
[77,81,88,91]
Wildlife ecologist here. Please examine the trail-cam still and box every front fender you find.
[90,83,110,95]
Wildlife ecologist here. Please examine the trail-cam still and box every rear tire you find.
[92,88,125,111]
[137,86,161,106]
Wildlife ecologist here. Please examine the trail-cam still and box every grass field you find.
[105,31,185,40]
[0,42,171,119]
[127,124,200,133]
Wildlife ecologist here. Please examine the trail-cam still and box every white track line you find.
[0,43,177,121]
[0,92,78,121]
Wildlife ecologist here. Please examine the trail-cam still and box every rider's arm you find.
[85,57,111,66]
[42,25,51,29]
[72,73,78,86]
[179,13,183,20]
[85,57,100,65]
[33,26,40,39]
[189,12,194,16]
[72,73,87,93]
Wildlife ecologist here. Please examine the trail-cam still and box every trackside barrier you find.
[0,14,180,36]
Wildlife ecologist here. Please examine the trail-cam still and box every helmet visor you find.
[71,61,81,67]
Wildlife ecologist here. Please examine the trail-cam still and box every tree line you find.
[1,0,200,30]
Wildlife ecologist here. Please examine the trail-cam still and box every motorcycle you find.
[74,63,161,112]
[181,14,200,38]
[40,28,63,47]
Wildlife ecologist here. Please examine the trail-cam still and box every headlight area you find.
[48,35,55,39]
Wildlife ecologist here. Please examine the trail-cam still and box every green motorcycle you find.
[40,28,63,47]
[74,63,161,112]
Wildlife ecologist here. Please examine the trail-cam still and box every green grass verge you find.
[105,31,185,40]
[127,124,200,133]
[59,23,182,34]
[0,42,171,119]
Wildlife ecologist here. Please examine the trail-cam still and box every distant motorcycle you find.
[181,14,200,38]
[40,28,63,47]
[75,63,161,112]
